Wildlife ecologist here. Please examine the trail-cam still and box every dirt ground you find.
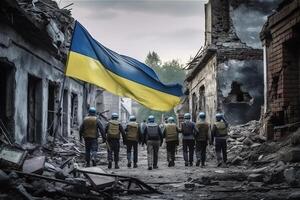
[95,143,300,200]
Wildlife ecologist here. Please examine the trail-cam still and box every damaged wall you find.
[185,0,280,125]
[0,0,94,144]
[261,0,300,139]
[188,55,218,123]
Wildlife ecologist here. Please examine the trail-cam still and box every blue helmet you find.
[129,115,136,122]
[167,117,175,123]
[111,112,119,119]
[184,113,191,120]
[216,113,223,121]
[148,115,155,123]
[199,112,206,119]
[89,107,96,115]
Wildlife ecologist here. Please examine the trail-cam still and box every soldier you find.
[125,115,142,168]
[143,115,163,170]
[195,112,210,167]
[211,113,229,167]
[181,113,196,166]
[79,107,106,167]
[163,117,179,167]
[105,113,126,169]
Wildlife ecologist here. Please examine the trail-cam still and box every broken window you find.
[0,60,15,142]
[199,85,206,111]
[192,93,197,121]
[27,74,43,143]
[47,82,58,136]
[223,81,253,104]
[62,89,69,137]
[71,92,78,128]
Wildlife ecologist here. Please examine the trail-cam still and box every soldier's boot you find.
[189,162,193,167]
[196,160,201,167]
[172,160,175,167]
[92,160,96,167]
[133,163,138,168]
[108,161,112,169]
[185,162,189,167]
[148,166,152,170]
[168,161,172,167]
[86,161,90,168]
[153,165,158,169]
[115,162,120,169]
[127,162,132,168]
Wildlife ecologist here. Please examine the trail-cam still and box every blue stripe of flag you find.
[69,21,183,97]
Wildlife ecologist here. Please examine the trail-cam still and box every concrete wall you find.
[0,23,85,144]
[101,91,120,119]
[188,55,218,123]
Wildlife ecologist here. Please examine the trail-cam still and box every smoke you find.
[230,1,281,49]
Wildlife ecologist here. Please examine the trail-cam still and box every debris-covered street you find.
[1,121,300,199]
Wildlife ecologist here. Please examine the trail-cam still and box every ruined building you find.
[0,0,97,144]
[185,0,281,125]
[261,0,300,139]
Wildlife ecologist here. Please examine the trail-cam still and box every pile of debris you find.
[0,136,161,200]
[227,120,267,165]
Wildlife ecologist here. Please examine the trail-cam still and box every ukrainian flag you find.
[65,21,183,111]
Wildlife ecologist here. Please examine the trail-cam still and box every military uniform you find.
[125,122,141,166]
[195,121,210,166]
[211,121,228,165]
[105,120,125,167]
[164,123,179,167]
[181,121,196,166]
[79,115,105,166]
[143,123,163,169]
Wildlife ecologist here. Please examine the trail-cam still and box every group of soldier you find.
[79,107,229,170]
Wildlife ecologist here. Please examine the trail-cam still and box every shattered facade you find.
[261,0,300,139]
[0,0,97,144]
[185,0,281,125]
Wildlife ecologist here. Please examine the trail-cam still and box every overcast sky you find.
[59,0,206,65]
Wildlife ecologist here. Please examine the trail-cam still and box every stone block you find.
[22,156,45,174]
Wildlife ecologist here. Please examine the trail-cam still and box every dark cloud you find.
[62,0,206,20]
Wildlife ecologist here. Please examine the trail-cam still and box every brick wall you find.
[263,0,300,126]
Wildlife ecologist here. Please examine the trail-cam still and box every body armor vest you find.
[147,123,160,140]
[214,121,228,137]
[83,116,97,138]
[165,124,178,142]
[195,122,209,141]
[181,121,194,136]
[107,120,120,139]
[126,122,139,141]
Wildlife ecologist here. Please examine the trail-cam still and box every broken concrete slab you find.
[284,167,300,186]
[79,167,115,189]
[22,156,45,174]
[0,145,27,170]
[231,156,243,165]
[247,174,264,182]
[281,148,300,162]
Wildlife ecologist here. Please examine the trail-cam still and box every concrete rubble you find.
[0,136,161,200]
